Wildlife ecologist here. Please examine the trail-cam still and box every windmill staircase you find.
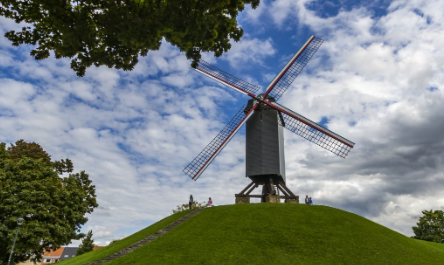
[87,208,204,264]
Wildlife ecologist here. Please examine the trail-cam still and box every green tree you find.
[0,140,98,264]
[172,200,206,214]
[412,209,444,243]
[76,230,95,256]
[0,0,260,77]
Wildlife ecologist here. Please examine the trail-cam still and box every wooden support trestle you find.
[235,179,299,204]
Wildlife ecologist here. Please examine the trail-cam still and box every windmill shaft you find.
[263,35,315,98]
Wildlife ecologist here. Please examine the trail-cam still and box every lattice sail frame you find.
[264,36,324,101]
[196,60,261,96]
[184,35,355,180]
[280,112,352,158]
[253,102,353,158]
[183,104,258,180]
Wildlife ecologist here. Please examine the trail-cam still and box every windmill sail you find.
[267,101,354,158]
[264,36,324,101]
[195,60,260,97]
[183,104,259,181]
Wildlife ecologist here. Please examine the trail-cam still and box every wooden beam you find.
[238,181,255,195]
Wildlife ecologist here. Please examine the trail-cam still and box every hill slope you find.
[57,209,193,265]
[63,204,444,264]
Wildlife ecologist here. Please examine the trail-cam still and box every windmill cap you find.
[244,94,277,113]
[256,93,275,101]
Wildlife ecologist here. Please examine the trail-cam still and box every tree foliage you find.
[412,209,444,243]
[172,200,206,214]
[0,0,260,77]
[76,230,95,256]
[0,140,98,264]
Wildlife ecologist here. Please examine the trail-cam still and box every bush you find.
[172,201,206,214]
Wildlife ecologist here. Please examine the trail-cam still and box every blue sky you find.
[1,0,444,246]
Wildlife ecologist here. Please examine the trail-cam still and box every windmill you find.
[183,36,355,203]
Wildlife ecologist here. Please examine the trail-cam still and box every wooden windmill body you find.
[243,95,289,202]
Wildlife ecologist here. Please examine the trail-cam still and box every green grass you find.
[57,209,193,265]
[60,204,444,265]
[416,239,444,251]
[107,204,444,265]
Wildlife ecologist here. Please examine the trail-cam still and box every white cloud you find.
[221,37,276,69]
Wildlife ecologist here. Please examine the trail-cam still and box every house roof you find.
[42,247,65,257]
[60,247,78,260]
[42,245,103,260]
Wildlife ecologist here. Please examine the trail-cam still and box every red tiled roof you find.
[42,247,65,257]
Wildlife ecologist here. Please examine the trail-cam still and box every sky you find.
[1,0,444,246]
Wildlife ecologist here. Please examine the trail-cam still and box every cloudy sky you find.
[1,0,444,246]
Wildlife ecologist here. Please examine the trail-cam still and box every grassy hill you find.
[60,204,444,265]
